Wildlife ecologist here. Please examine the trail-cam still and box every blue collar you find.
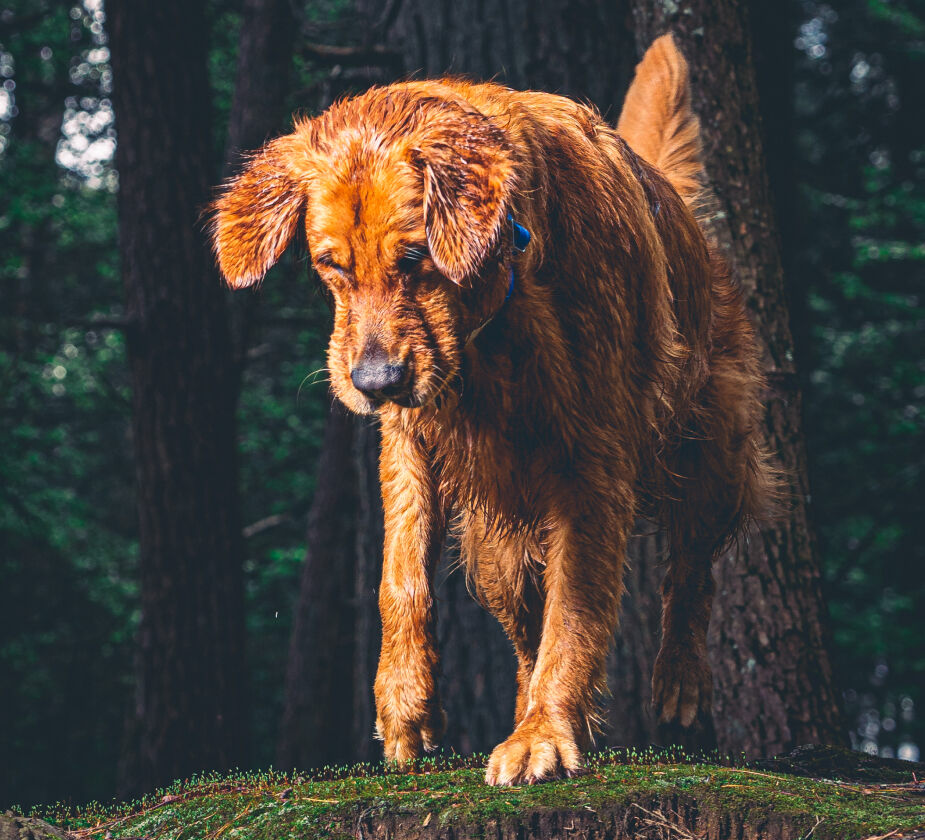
[465,213,531,345]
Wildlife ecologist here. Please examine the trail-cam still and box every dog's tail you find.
[617,34,704,208]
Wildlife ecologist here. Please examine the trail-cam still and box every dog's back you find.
[389,57,774,546]
[614,35,774,542]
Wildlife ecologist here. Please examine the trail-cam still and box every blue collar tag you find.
[505,213,530,301]
[508,214,531,252]
[468,212,531,341]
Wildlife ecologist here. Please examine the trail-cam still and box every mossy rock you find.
[31,750,925,840]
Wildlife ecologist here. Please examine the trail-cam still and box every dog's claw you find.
[485,717,583,786]
[652,646,716,751]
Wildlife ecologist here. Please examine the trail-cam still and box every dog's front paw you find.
[485,714,584,786]
[651,644,716,750]
[377,702,447,762]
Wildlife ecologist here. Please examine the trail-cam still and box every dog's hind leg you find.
[458,512,545,728]
[651,516,719,752]
[652,415,751,751]
[652,280,770,751]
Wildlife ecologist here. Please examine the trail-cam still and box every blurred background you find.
[0,0,922,811]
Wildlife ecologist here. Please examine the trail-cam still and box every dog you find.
[211,34,773,785]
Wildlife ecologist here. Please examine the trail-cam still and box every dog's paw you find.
[485,715,584,786]
[651,645,716,750]
[377,704,447,762]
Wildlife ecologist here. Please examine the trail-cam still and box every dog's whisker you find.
[297,367,332,403]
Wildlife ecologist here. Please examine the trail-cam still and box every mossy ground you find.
[30,750,925,840]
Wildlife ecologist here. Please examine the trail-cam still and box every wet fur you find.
[211,35,773,785]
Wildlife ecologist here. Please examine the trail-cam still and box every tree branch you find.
[301,41,403,70]
[243,513,291,539]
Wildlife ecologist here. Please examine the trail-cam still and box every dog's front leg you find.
[374,426,446,761]
[485,501,630,785]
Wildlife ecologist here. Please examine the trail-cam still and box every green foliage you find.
[0,0,133,806]
[235,259,333,766]
[796,0,925,758]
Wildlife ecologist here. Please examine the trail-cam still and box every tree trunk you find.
[351,419,385,762]
[625,0,846,757]
[224,0,296,171]
[277,401,360,769]
[109,0,248,792]
[111,0,296,792]
[386,0,635,120]
[603,528,665,747]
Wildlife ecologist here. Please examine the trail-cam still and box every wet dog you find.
[211,34,772,784]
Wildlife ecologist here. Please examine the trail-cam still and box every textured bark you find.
[346,797,868,840]
[351,419,385,762]
[603,528,665,747]
[277,401,359,769]
[224,0,296,173]
[109,0,248,792]
[386,0,635,119]
[625,0,845,757]
[111,0,296,792]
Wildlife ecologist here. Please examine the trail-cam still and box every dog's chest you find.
[426,392,562,529]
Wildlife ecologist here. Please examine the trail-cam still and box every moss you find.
[31,753,925,840]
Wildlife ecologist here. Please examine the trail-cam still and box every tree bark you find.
[111,0,297,792]
[351,419,386,762]
[109,0,248,792]
[603,528,665,747]
[277,401,360,769]
[625,0,846,757]
[386,0,635,121]
[224,0,297,172]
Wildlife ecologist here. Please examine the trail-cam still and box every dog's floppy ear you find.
[211,136,306,289]
[413,106,516,283]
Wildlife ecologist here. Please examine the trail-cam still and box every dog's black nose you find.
[351,345,408,398]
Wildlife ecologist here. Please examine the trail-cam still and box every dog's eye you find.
[396,247,428,275]
[315,253,349,275]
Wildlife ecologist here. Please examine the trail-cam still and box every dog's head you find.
[211,87,517,414]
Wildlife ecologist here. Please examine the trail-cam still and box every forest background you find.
[0,0,922,811]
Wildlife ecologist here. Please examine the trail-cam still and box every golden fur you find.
[211,34,772,785]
